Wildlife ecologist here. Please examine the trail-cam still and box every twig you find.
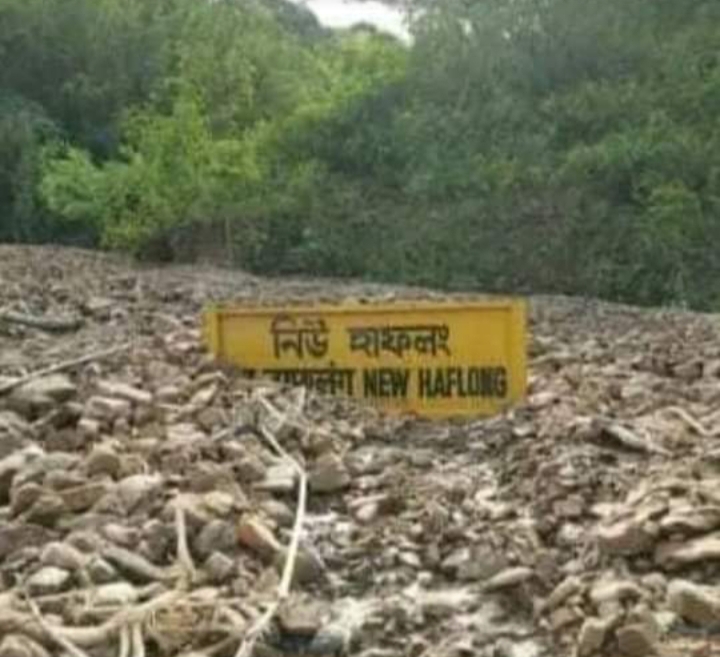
[0,342,133,396]
[234,393,309,657]
[131,623,145,657]
[174,505,197,584]
[119,626,131,657]
[595,419,670,456]
[664,406,712,437]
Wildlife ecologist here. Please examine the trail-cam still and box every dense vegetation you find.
[1,0,719,308]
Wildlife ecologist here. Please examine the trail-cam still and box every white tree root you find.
[174,505,197,584]
[119,626,131,657]
[233,392,309,657]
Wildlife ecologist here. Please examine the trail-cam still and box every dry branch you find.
[0,343,133,395]
[233,392,309,657]
[174,505,197,584]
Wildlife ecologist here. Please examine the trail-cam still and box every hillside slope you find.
[1,246,720,656]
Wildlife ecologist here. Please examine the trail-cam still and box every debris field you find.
[2,245,720,657]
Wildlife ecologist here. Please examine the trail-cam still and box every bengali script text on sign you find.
[203,300,527,418]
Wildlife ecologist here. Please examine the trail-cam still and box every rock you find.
[156,385,183,403]
[640,573,667,598]
[13,452,79,490]
[27,566,71,595]
[93,582,140,605]
[615,623,657,656]
[0,448,40,504]
[542,576,583,612]
[590,578,644,606]
[674,359,703,382]
[0,524,57,560]
[166,423,206,444]
[275,543,328,586]
[83,296,114,320]
[399,551,422,568]
[205,552,236,583]
[309,453,351,494]
[78,417,101,441]
[550,606,582,632]
[597,519,654,556]
[25,495,67,527]
[655,533,720,568]
[61,481,111,512]
[659,506,720,535]
[87,557,118,584]
[237,516,281,559]
[13,375,77,405]
[667,579,720,626]
[139,519,172,564]
[457,547,509,582]
[85,446,122,478]
[201,491,236,517]
[40,542,87,571]
[44,469,86,491]
[96,380,152,405]
[133,404,156,426]
[115,473,164,513]
[261,499,295,527]
[0,635,50,657]
[102,545,171,583]
[196,406,225,432]
[554,496,584,519]
[84,396,132,422]
[234,454,268,483]
[103,523,139,547]
[577,617,612,656]
[255,462,297,493]
[187,384,217,410]
[354,502,380,524]
[278,599,325,636]
[306,628,349,655]
[441,547,471,574]
[0,412,32,459]
[10,483,43,517]
[194,520,237,560]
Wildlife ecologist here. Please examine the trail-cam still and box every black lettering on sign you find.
[269,314,329,360]
[348,325,451,358]
[418,367,508,399]
[260,367,355,396]
[363,368,410,399]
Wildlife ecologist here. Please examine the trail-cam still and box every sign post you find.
[203,300,527,418]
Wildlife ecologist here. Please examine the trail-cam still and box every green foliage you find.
[0,94,59,242]
[2,0,720,309]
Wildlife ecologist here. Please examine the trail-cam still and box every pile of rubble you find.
[2,245,720,657]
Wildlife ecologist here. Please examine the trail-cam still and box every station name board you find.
[203,300,526,418]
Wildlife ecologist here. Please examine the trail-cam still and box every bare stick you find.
[0,342,133,396]
[234,393,309,657]
[119,626,131,657]
[664,406,712,437]
[131,623,145,657]
[175,505,197,583]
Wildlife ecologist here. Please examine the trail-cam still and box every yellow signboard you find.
[203,300,527,418]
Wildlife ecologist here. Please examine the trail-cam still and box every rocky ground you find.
[2,245,720,657]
